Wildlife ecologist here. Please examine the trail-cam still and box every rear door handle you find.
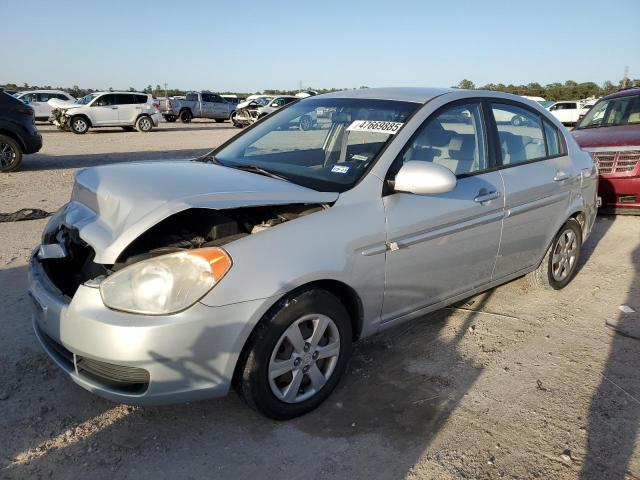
[474,191,501,203]
[554,171,570,182]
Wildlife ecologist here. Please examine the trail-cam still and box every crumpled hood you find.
[58,161,338,264]
[47,98,78,110]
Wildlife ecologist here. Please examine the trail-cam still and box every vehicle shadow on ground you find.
[580,215,640,479]
[19,150,212,172]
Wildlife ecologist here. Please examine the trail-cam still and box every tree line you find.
[2,79,637,101]
[455,78,640,101]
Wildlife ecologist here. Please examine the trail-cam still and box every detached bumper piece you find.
[36,323,149,394]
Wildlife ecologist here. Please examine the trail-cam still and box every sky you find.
[2,0,639,93]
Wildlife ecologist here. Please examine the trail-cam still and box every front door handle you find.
[554,171,570,182]
[110,106,118,110]
[474,191,501,203]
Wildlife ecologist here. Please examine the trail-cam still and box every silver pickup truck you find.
[159,91,235,123]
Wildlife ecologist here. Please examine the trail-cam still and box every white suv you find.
[49,92,162,134]
[15,90,75,121]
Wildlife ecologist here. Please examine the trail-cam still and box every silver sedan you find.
[29,88,597,419]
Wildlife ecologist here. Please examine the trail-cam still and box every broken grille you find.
[591,150,640,174]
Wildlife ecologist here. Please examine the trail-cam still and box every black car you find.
[0,89,42,172]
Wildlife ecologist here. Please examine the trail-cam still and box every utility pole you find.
[164,83,168,98]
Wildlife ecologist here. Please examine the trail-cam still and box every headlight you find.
[100,247,232,315]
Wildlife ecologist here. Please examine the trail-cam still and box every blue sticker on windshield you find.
[331,165,350,174]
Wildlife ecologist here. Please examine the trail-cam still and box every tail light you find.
[153,102,160,110]
[166,100,172,108]
[16,105,34,116]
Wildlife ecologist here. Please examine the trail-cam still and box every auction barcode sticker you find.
[347,120,403,135]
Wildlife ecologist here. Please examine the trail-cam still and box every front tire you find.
[237,288,352,419]
[527,219,582,290]
[0,135,23,172]
[135,115,153,132]
[70,116,89,134]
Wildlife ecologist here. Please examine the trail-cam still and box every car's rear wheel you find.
[528,218,582,290]
[237,288,352,419]
[70,116,89,134]
[0,135,23,172]
[135,115,153,132]
[180,110,192,123]
[511,115,522,126]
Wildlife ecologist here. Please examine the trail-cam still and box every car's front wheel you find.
[70,116,90,134]
[237,288,352,419]
[528,218,582,290]
[0,135,23,172]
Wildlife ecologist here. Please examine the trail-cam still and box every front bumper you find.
[598,175,640,213]
[28,252,269,405]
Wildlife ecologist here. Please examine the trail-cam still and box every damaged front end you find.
[38,204,327,299]
[49,107,71,130]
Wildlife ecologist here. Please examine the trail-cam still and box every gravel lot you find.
[1,121,639,479]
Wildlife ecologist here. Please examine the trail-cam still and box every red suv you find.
[572,87,640,213]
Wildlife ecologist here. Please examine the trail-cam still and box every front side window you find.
[186,93,198,102]
[76,93,98,105]
[399,102,487,176]
[92,94,116,107]
[490,103,546,165]
[214,98,418,192]
[577,94,640,129]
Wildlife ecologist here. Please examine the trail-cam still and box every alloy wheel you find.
[0,142,17,168]
[268,314,340,403]
[551,228,578,282]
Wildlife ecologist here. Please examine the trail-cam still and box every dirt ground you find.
[1,121,639,480]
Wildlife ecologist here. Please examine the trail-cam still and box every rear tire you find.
[135,115,153,132]
[299,115,313,131]
[236,288,352,419]
[0,135,23,172]
[179,110,192,123]
[70,116,89,134]
[527,218,582,290]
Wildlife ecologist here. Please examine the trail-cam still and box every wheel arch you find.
[70,113,92,127]
[0,128,26,151]
[231,278,364,389]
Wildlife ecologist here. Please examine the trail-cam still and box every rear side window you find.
[186,93,198,102]
[400,102,487,176]
[543,120,564,156]
[490,103,546,165]
[134,94,148,103]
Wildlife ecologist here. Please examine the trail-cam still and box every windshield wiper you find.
[227,164,292,182]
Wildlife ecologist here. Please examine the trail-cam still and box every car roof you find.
[92,91,149,95]
[17,89,69,94]
[318,87,454,104]
[602,87,640,100]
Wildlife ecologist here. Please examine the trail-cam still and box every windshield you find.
[576,94,640,129]
[214,98,419,192]
[76,93,98,105]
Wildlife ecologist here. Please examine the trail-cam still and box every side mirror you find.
[394,161,457,195]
